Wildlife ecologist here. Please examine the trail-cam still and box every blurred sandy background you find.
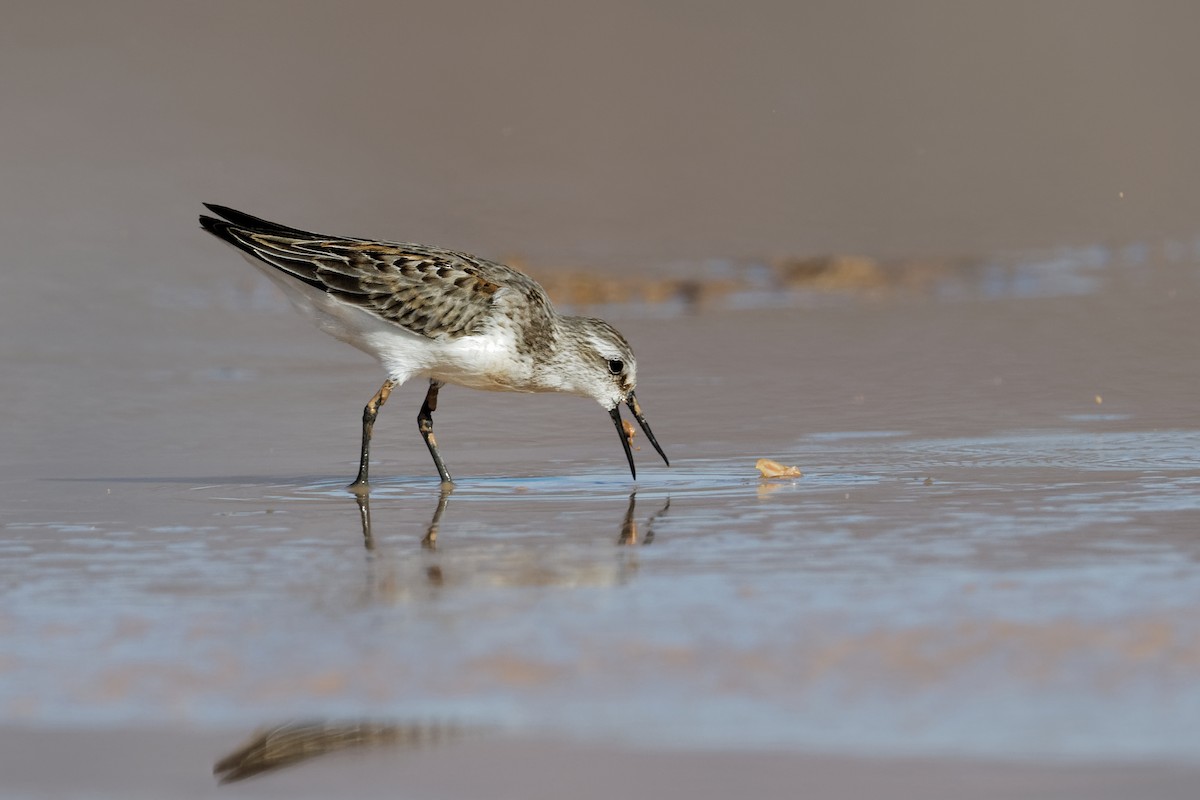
[3,0,1200,275]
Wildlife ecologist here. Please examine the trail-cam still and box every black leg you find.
[418,380,454,484]
[348,379,396,491]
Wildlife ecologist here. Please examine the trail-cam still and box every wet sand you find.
[4,257,1199,796]
[3,727,1200,800]
[3,2,1200,797]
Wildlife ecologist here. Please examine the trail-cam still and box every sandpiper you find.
[198,205,669,488]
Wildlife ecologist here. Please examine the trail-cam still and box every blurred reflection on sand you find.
[214,719,472,784]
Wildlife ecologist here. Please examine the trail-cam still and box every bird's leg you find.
[348,379,396,491]
[418,380,454,485]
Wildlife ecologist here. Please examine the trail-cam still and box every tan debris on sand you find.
[756,458,802,479]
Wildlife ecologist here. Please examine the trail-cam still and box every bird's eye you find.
[607,359,624,375]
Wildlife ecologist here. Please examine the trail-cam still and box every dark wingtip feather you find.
[199,207,328,292]
[198,213,225,230]
[200,204,318,237]
[199,213,240,245]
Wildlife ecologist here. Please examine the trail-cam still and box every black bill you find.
[609,392,670,479]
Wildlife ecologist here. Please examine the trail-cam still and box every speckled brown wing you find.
[200,206,554,343]
[241,234,511,339]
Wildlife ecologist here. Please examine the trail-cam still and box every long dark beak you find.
[627,392,669,467]
[610,405,637,479]
[609,392,670,479]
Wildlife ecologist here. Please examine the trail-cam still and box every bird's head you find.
[553,317,669,479]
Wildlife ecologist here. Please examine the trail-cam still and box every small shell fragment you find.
[622,419,640,451]
[756,458,802,479]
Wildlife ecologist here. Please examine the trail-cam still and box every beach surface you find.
[2,2,1200,797]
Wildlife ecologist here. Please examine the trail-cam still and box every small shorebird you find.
[198,205,669,488]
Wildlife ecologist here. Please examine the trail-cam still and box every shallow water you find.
[4,250,1200,768]
[6,451,1200,763]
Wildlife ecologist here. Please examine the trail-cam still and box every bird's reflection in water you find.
[355,485,452,552]
[215,492,672,784]
[348,487,673,603]
[355,487,670,551]
[213,719,470,784]
[618,492,671,546]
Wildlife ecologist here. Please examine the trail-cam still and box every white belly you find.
[244,256,536,392]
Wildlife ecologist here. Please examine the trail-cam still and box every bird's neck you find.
[527,316,592,396]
